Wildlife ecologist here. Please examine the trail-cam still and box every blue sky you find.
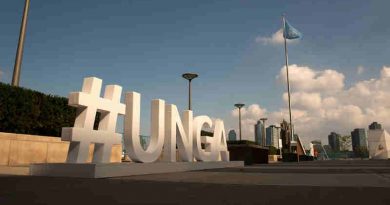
[1,0,389,139]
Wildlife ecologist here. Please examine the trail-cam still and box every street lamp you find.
[182,73,198,110]
[260,118,268,146]
[12,0,30,86]
[234,103,245,141]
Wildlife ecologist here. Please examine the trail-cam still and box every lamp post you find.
[182,73,198,110]
[260,118,268,146]
[12,0,30,86]
[234,103,245,141]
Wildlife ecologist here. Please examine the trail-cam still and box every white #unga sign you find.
[61,77,229,164]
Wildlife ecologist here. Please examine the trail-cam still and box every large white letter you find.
[213,119,230,161]
[162,105,193,162]
[193,116,218,161]
[123,92,165,163]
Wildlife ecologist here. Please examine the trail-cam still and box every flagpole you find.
[282,15,296,161]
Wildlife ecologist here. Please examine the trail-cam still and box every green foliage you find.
[0,83,76,137]
[354,146,369,158]
[340,135,352,151]
[268,146,278,155]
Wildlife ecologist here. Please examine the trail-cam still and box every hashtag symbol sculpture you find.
[62,77,125,163]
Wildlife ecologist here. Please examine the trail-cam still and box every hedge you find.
[0,83,77,137]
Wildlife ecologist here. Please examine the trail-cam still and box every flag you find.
[283,19,302,39]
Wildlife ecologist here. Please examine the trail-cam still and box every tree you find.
[268,146,278,155]
[340,135,352,151]
[354,146,369,159]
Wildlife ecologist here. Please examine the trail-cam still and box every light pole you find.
[182,73,198,110]
[12,0,30,86]
[234,103,245,141]
[260,118,267,146]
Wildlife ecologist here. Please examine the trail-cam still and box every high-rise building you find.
[369,122,382,130]
[328,132,341,152]
[266,125,280,148]
[228,129,237,141]
[254,120,265,145]
[368,128,390,159]
[280,120,292,152]
[140,135,150,150]
[351,128,368,153]
[311,140,322,145]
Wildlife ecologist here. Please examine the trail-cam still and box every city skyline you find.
[1,1,390,146]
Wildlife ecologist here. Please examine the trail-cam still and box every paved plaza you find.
[0,160,389,204]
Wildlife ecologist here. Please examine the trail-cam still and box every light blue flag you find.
[283,20,302,39]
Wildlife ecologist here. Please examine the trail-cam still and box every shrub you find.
[268,146,278,155]
[0,83,76,137]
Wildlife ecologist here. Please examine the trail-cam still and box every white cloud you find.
[283,92,322,110]
[255,29,298,45]
[228,65,390,146]
[277,64,345,93]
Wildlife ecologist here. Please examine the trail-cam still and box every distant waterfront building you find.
[280,120,292,152]
[311,140,322,145]
[368,128,390,159]
[140,135,150,150]
[293,134,298,142]
[309,143,315,156]
[254,120,265,146]
[228,130,237,141]
[266,125,280,148]
[369,122,382,130]
[328,132,341,152]
[351,128,368,153]
[310,140,330,160]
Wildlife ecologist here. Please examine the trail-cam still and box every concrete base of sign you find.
[30,161,244,178]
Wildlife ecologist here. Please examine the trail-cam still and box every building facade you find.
[369,122,382,130]
[254,120,264,146]
[140,135,150,150]
[280,120,292,152]
[266,125,280,148]
[351,128,368,153]
[328,132,341,152]
[368,128,390,159]
[228,129,237,141]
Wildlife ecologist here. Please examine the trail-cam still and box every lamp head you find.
[182,73,199,81]
[234,103,245,109]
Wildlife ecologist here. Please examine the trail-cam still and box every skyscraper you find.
[328,132,341,152]
[228,129,237,141]
[351,128,368,153]
[254,120,264,145]
[266,125,280,148]
[368,128,390,159]
[280,120,292,152]
[140,135,150,150]
[369,122,382,130]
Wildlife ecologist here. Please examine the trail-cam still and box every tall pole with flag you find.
[281,15,302,159]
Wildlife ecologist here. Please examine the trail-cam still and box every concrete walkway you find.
[0,160,389,204]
